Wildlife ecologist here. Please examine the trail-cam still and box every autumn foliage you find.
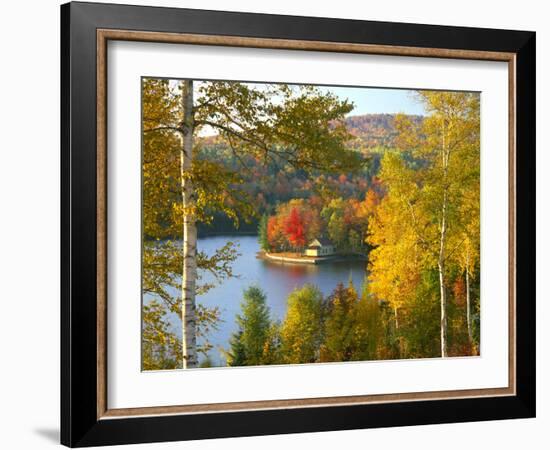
[263,188,381,253]
[284,207,306,249]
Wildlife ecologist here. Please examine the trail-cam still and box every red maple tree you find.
[284,207,306,250]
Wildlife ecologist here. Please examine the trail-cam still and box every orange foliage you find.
[284,207,306,249]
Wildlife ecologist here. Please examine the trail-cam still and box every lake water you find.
[152,235,367,365]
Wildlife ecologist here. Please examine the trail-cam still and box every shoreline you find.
[144,232,259,243]
[197,231,258,238]
[257,250,367,265]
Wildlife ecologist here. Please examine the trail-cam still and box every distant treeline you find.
[196,115,412,236]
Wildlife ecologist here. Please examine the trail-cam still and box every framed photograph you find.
[61,2,536,447]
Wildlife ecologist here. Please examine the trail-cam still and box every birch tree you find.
[142,79,242,369]
[419,92,480,356]
[455,120,480,345]
[368,152,423,332]
[369,92,479,358]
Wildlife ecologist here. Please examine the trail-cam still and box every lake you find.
[151,235,368,366]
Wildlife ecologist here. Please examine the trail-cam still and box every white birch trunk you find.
[438,202,448,358]
[180,80,197,369]
[394,305,403,358]
[465,249,472,343]
[394,305,399,329]
[438,125,449,358]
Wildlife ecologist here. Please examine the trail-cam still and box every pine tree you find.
[227,286,272,366]
[226,330,247,367]
[258,213,270,251]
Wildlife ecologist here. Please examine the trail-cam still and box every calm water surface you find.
[150,235,367,365]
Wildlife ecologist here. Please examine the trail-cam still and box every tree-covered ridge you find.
[344,113,424,149]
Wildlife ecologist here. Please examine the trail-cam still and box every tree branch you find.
[143,126,183,134]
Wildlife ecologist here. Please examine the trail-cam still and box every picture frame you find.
[60,1,535,447]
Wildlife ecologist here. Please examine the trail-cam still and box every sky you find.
[323,86,426,117]
[166,78,427,117]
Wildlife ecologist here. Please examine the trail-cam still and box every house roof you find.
[308,237,333,248]
[316,237,333,246]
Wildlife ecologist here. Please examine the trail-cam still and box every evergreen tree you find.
[226,330,247,367]
[227,286,271,366]
[258,213,270,251]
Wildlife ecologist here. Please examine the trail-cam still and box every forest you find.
[142,78,480,370]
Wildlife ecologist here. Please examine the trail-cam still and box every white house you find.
[304,238,335,257]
